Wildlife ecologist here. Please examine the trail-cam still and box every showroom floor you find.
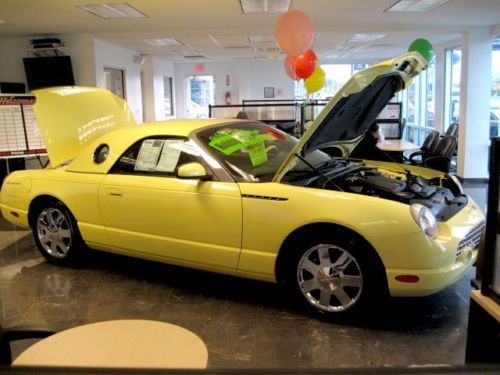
[0,183,487,369]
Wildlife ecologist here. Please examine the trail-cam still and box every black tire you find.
[283,231,388,320]
[31,201,84,266]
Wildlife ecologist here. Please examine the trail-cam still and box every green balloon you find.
[408,38,434,62]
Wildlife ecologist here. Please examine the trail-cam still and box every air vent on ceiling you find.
[144,38,183,46]
[248,35,275,44]
[252,46,280,53]
[240,0,291,14]
[224,46,252,50]
[386,0,451,12]
[77,2,147,19]
[185,55,207,60]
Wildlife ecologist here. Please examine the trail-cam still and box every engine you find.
[283,160,468,221]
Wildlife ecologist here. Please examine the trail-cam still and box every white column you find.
[434,48,446,133]
[141,56,156,123]
[457,29,492,179]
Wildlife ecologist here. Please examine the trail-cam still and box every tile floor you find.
[0,184,488,369]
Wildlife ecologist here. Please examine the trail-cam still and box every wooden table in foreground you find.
[12,320,208,369]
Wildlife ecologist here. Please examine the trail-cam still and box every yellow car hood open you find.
[273,52,428,182]
[33,87,137,167]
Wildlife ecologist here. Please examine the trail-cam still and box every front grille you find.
[456,221,485,257]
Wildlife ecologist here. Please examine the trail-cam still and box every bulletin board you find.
[0,95,46,158]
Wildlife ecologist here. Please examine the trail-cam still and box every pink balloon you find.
[283,55,299,80]
[275,10,315,57]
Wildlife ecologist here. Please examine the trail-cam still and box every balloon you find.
[408,38,434,62]
[275,10,315,57]
[305,66,326,94]
[283,55,299,80]
[294,49,318,79]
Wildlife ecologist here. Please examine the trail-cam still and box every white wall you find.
[93,39,143,122]
[141,56,176,122]
[0,37,29,86]
[174,60,295,118]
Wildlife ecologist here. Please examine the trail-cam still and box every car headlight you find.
[410,203,438,239]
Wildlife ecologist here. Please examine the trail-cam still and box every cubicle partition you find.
[209,99,328,136]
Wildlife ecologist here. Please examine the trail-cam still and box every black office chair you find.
[0,324,55,365]
[445,122,459,137]
[409,135,457,173]
[406,130,440,164]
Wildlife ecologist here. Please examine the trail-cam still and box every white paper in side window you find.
[156,140,182,172]
[135,139,164,171]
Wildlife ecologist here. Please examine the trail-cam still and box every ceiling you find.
[1,0,499,62]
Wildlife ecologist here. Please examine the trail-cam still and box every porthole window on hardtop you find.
[93,144,110,164]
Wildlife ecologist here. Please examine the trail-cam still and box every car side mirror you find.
[176,162,212,180]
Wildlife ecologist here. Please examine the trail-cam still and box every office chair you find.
[406,130,439,163]
[445,122,459,137]
[0,324,55,365]
[409,135,457,173]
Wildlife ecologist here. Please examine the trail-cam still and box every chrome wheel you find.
[36,208,72,259]
[297,244,363,312]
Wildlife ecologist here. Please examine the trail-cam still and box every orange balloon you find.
[283,55,299,80]
[275,10,315,57]
[294,49,318,79]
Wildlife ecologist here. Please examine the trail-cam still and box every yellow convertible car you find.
[0,52,485,318]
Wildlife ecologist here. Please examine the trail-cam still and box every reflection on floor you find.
[0,184,487,369]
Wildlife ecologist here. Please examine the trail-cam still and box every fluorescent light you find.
[349,33,387,42]
[144,38,183,46]
[386,0,451,13]
[77,3,147,19]
[240,0,291,14]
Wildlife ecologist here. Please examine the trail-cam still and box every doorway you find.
[185,75,215,118]
[104,67,125,99]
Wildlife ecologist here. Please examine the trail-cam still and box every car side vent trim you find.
[242,194,288,201]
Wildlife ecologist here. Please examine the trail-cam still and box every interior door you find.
[98,137,242,269]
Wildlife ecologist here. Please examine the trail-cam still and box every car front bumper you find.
[370,197,484,297]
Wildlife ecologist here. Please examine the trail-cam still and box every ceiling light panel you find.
[77,3,147,19]
[348,33,387,42]
[144,38,183,47]
[386,0,451,13]
[240,0,291,14]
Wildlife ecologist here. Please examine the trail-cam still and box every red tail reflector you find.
[10,211,19,218]
[395,275,420,283]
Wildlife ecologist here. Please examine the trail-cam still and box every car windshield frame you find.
[194,121,331,183]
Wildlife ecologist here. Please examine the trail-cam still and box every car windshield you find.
[197,122,330,182]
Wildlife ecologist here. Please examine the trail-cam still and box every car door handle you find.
[107,188,123,197]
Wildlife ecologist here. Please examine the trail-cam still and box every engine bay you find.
[283,159,468,221]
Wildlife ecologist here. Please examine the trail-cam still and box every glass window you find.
[491,37,500,138]
[444,47,462,130]
[111,137,201,176]
[294,64,367,99]
[402,59,436,145]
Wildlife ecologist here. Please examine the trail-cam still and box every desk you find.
[377,140,419,162]
[377,139,419,152]
[13,320,208,369]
